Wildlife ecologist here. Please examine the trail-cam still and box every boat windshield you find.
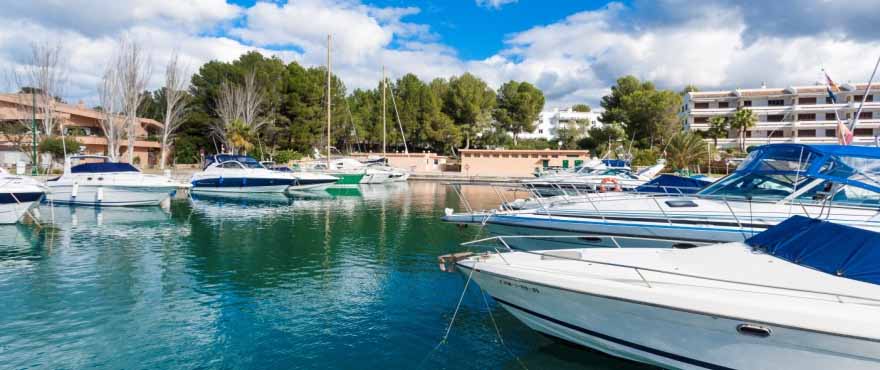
[699,172,810,200]
[206,155,265,169]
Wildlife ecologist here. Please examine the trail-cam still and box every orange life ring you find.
[598,177,622,192]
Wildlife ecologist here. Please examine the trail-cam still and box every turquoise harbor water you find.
[0,182,651,370]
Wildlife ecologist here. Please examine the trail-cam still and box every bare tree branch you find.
[116,38,151,163]
[159,51,189,169]
[212,69,265,154]
[97,64,123,161]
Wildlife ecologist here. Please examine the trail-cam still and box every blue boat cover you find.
[205,155,263,169]
[602,159,630,168]
[635,174,711,194]
[71,162,139,173]
[746,215,880,286]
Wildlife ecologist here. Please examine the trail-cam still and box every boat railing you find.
[459,234,880,305]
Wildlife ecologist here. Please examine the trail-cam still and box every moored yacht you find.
[456,216,880,370]
[522,160,665,196]
[46,155,182,206]
[0,168,46,224]
[191,155,295,193]
[444,144,880,250]
[262,161,339,191]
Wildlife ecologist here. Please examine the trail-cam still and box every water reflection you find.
[0,183,652,370]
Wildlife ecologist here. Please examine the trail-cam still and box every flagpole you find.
[850,55,880,131]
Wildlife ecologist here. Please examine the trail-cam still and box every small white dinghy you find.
[457,216,880,370]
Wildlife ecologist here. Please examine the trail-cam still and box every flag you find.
[825,71,839,103]
[838,119,853,145]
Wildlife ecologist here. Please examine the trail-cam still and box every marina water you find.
[0,182,650,369]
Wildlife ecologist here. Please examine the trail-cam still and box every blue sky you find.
[1,0,878,108]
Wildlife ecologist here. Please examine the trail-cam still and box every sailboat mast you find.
[327,34,332,167]
[382,65,387,157]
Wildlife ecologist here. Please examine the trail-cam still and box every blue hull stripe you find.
[0,192,44,204]
[492,297,734,370]
[192,177,294,188]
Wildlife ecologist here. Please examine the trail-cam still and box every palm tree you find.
[665,132,707,171]
[728,108,757,151]
[228,119,254,154]
[707,116,729,148]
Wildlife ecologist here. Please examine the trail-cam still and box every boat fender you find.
[97,187,104,202]
[71,182,79,198]
[598,177,621,192]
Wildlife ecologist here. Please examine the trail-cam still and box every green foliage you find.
[273,149,301,164]
[172,135,201,164]
[493,80,544,143]
[665,132,707,170]
[554,119,588,149]
[707,116,730,147]
[38,136,80,159]
[571,104,591,112]
[729,108,757,151]
[578,123,626,155]
[599,75,682,148]
[444,73,496,148]
[631,147,659,167]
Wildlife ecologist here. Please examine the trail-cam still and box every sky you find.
[1,0,879,109]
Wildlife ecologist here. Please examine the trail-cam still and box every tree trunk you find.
[160,135,168,170]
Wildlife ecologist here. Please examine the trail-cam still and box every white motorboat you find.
[523,160,666,195]
[191,155,297,193]
[46,155,182,206]
[456,216,880,370]
[444,144,880,250]
[262,161,339,191]
[0,168,45,224]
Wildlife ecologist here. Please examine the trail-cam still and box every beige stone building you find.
[349,152,448,173]
[459,149,591,177]
[682,83,880,148]
[0,93,163,167]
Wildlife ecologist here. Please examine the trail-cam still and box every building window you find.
[855,128,874,136]
[826,96,835,104]
[825,113,837,121]
[769,130,785,138]
[693,116,709,123]
[745,130,753,138]
[799,97,817,105]
[538,129,543,134]
[694,102,709,109]
[859,111,872,119]
[768,99,785,106]
[743,100,752,107]
[766,114,785,122]
[855,95,874,102]
[825,129,836,137]
[798,129,816,137]
[718,101,729,108]
[797,113,816,121]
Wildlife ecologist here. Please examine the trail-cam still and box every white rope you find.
[480,287,530,370]
[415,263,476,369]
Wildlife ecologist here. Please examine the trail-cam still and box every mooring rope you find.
[415,263,476,369]
[480,286,529,370]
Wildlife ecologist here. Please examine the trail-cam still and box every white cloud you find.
[475,0,518,10]
[1,0,879,111]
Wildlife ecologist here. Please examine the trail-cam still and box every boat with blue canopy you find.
[190,154,297,193]
[46,155,184,206]
[444,143,880,250]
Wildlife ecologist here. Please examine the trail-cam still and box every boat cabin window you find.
[700,172,808,200]
[219,161,245,169]
[819,155,880,191]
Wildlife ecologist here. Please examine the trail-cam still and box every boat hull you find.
[331,173,365,186]
[0,192,42,224]
[461,265,880,370]
[46,185,175,206]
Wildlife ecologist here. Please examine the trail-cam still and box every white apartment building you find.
[682,83,880,148]
[518,107,602,140]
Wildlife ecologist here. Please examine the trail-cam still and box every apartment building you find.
[0,93,163,167]
[682,83,880,148]
[518,107,602,141]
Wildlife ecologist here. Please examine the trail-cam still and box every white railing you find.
[460,234,880,305]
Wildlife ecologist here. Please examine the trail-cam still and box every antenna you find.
[849,55,880,133]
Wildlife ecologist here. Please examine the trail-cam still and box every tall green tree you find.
[665,132,707,171]
[599,75,681,148]
[729,108,757,151]
[493,80,544,145]
[707,116,729,148]
[444,73,496,149]
[571,104,591,112]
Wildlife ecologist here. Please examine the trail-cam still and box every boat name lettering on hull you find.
[498,279,539,294]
